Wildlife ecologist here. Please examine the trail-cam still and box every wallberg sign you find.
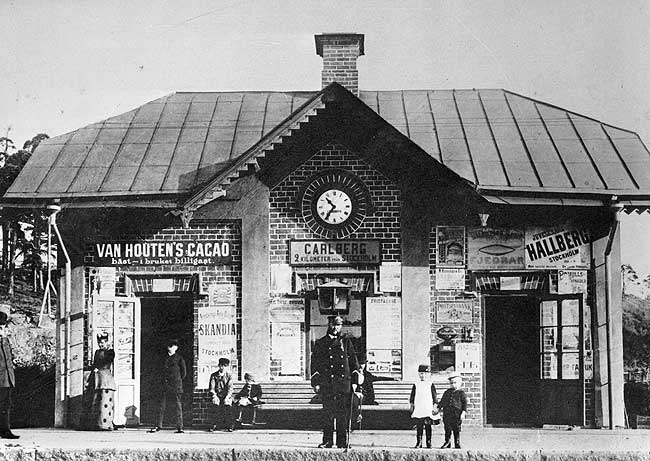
[91,240,232,266]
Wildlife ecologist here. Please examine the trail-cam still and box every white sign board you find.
[366,297,402,376]
[271,323,301,375]
[455,342,480,373]
[197,303,237,386]
[435,268,465,290]
[380,262,401,293]
[525,226,591,269]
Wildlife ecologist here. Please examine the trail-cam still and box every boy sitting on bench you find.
[234,373,263,425]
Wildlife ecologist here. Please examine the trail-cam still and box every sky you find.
[2,0,650,274]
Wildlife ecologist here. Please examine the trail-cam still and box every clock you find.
[297,169,373,239]
[316,189,352,225]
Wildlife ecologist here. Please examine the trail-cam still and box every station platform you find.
[0,427,649,460]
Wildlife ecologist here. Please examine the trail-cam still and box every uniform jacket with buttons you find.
[310,333,360,394]
[0,337,15,388]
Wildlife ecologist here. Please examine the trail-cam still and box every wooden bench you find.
[231,379,449,429]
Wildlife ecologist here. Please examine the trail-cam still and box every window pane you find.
[116,327,135,353]
[562,352,580,379]
[116,301,134,324]
[562,299,580,325]
[541,301,557,326]
[562,327,580,351]
[116,353,134,379]
[541,327,557,352]
[541,353,558,379]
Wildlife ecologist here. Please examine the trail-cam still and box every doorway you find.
[139,296,194,427]
[484,295,539,426]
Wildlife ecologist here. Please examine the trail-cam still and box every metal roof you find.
[6,88,650,202]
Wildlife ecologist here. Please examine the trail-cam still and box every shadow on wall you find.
[12,366,55,428]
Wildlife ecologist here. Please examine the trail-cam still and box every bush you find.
[624,382,650,416]
[9,314,55,371]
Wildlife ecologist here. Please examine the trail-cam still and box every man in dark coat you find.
[310,315,361,449]
[0,310,18,439]
[149,339,187,433]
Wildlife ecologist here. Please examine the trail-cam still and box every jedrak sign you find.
[525,225,591,269]
[92,240,232,266]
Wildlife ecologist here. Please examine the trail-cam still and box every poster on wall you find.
[455,342,480,373]
[436,227,465,267]
[197,301,237,386]
[210,283,237,305]
[271,323,302,376]
[380,262,402,293]
[435,301,473,324]
[525,225,592,269]
[366,297,402,377]
[467,227,525,270]
[270,264,293,294]
[435,268,465,290]
[558,270,587,295]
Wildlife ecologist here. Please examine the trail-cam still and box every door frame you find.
[90,295,141,427]
[481,293,538,426]
[537,293,584,426]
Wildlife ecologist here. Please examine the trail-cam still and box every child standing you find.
[234,373,263,425]
[208,357,234,432]
[438,373,467,449]
[409,364,438,449]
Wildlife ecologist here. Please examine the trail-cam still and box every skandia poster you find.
[525,225,591,269]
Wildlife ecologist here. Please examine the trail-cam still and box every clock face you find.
[297,170,373,239]
[316,189,353,224]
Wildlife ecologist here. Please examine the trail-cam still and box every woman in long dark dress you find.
[88,333,116,430]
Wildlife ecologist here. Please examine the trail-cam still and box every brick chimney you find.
[315,33,364,96]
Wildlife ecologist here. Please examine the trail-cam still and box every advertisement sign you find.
[289,240,381,266]
[270,264,293,294]
[467,227,525,270]
[436,226,465,267]
[525,226,591,269]
[435,301,473,324]
[271,323,302,375]
[270,297,304,322]
[210,284,236,305]
[197,284,237,386]
[558,270,587,295]
[91,240,232,266]
[435,268,465,290]
[366,297,402,376]
[455,342,481,373]
[380,262,401,293]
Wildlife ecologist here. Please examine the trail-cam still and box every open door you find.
[539,295,583,426]
[91,296,141,427]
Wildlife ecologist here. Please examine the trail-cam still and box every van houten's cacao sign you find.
[90,240,232,266]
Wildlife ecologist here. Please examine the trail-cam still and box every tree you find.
[622,264,640,295]
[0,133,49,294]
[623,295,650,382]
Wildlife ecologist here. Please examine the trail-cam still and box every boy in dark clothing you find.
[149,339,187,433]
[438,373,467,449]
[234,372,263,424]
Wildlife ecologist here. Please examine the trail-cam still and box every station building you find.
[4,33,650,429]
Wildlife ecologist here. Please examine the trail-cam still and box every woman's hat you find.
[418,364,430,373]
[97,332,109,342]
